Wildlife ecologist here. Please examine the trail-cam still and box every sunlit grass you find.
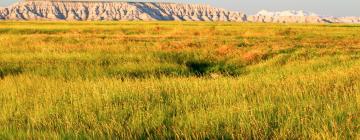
[0,21,359,139]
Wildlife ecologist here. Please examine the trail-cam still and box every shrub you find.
[185,60,213,75]
[0,65,23,79]
[185,60,243,76]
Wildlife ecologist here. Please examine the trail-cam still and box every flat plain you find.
[0,21,359,139]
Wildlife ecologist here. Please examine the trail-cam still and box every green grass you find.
[0,21,359,139]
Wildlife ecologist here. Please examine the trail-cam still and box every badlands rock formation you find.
[248,10,326,23]
[248,10,360,24]
[0,1,246,21]
[0,1,360,23]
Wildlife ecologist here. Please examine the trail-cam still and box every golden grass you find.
[0,21,359,139]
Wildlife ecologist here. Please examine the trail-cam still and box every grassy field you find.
[0,21,359,139]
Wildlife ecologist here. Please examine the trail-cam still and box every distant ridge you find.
[255,10,318,17]
[248,10,360,23]
[0,1,360,23]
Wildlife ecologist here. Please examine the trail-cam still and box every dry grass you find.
[0,21,359,139]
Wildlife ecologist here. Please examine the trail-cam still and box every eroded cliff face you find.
[0,1,247,21]
[1,1,360,23]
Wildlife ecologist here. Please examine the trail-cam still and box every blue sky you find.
[1,0,360,17]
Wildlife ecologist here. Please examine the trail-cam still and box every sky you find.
[1,0,360,17]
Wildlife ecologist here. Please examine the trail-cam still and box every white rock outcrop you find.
[248,10,325,23]
[248,10,360,24]
[0,1,247,21]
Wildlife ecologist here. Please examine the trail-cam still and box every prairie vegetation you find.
[0,21,359,139]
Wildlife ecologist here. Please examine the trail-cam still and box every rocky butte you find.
[0,0,359,23]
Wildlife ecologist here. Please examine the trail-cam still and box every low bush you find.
[0,65,23,79]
